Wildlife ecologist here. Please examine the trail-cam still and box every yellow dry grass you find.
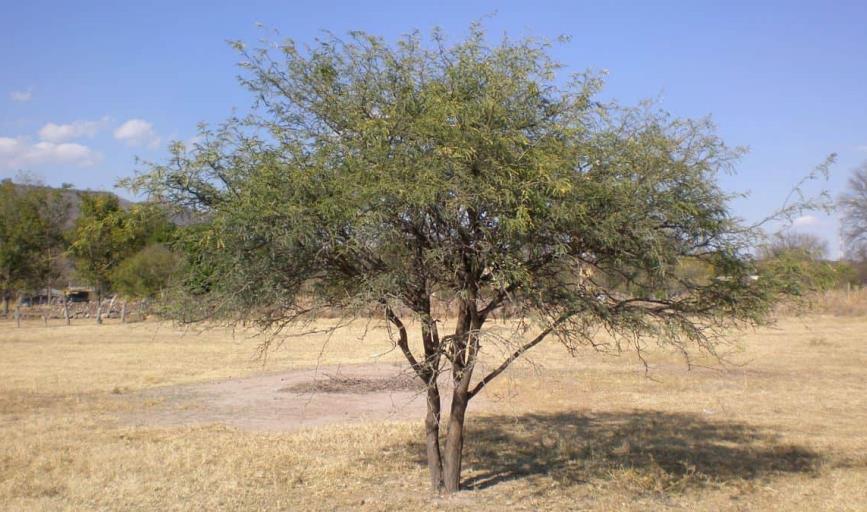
[1,314,866,511]
[814,287,867,316]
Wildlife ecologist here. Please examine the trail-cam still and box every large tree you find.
[0,179,70,317]
[111,243,178,299]
[67,193,174,308]
[839,162,867,284]
[129,27,814,492]
[840,163,867,258]
[758,231,829,261]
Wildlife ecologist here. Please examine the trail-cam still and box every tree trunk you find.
[2,293,8,319]
[107,294,117,319]
[389,304,446,493]
[15,301,21,328]
[95,290,103,325]
[419,314,445,492]
[386,296,485,494]
[425,382,444,491]
[441,301,482,493]
[442,387,469,493]
[121,302,127,323]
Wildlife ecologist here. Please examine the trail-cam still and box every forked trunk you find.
[396,301,481,494]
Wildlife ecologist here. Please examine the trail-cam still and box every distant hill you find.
[4,180,194,227]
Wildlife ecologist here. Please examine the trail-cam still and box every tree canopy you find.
[67,193,175,300]
[128,26,819,492]
[111,243,178,299]
[759,231,829,261]
[840,162,867,260]
[0,179,70,316]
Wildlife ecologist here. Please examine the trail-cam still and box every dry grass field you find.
[1,308,866,511]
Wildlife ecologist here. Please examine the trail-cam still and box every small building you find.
[20,288,65,306]
[65,287,95,303]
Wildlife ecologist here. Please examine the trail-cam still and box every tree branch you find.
[467,311,575,399]
[385,305,426,381]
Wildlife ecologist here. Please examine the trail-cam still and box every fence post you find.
[139,299,147,321]
[63,296,70,326]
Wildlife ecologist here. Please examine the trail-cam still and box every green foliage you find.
[756,231,850,293]
[758,231,828,261]
[128,25,823,359]
[829,260,861,287]
[67,193,175,297]
[0,179,70,309]
[111,244,178,299]
[757,252,837,298]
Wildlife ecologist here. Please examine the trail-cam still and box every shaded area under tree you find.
[392,410,820,492]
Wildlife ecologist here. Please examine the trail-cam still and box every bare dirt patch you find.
[129,362,471,432]
[280,372,423,394]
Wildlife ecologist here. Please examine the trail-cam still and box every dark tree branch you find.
[468,311,576,399]
[385,304,426,381]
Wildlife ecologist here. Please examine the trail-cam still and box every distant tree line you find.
[2,159,867,325]
[3,165,867,324]
[0,177,178,320]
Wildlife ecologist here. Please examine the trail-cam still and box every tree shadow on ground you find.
[406,410,820,492]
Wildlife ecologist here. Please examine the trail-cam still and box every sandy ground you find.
[130,362,479,432]
[2,313,865,511]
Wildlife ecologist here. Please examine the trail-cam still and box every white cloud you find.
[792,215,820,228]
[0,136,101,169]
[9,89,32,102]
[114,118,160,148]
[38,117,109,143]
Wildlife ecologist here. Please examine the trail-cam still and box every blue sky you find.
[2,0,866,257]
